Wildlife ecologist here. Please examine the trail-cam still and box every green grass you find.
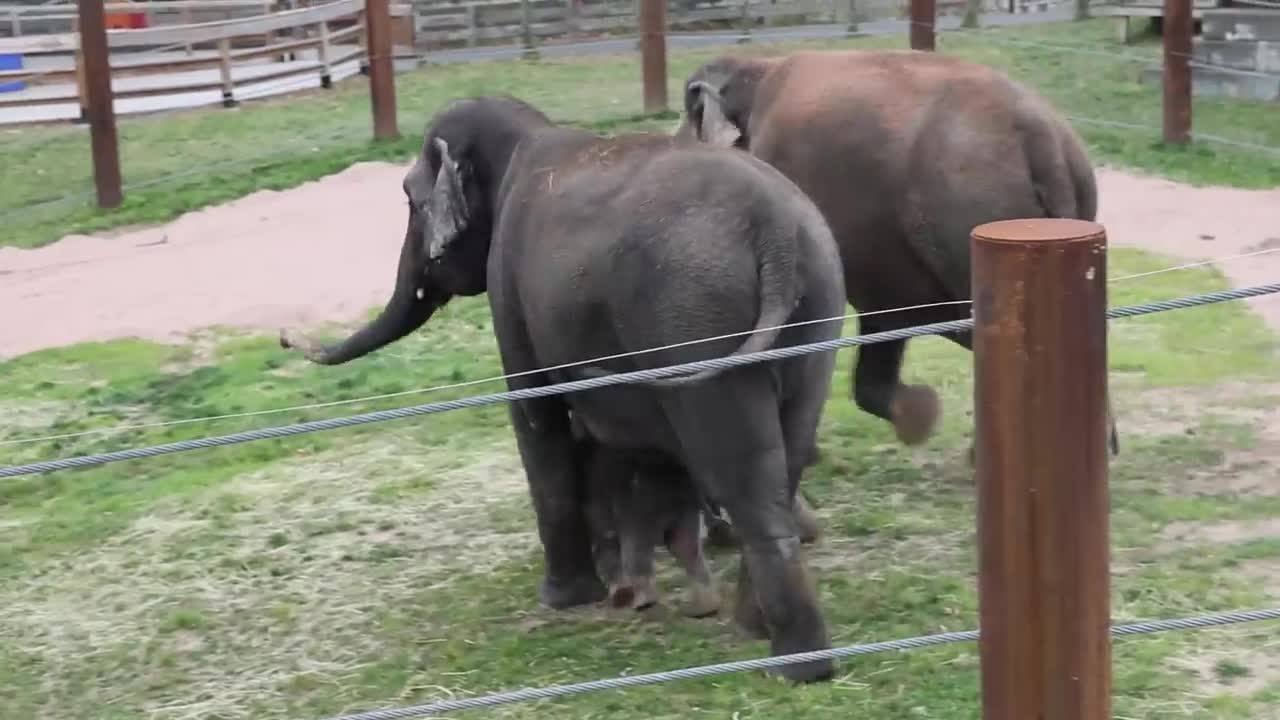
[4,249,1280,719]
[4,16,1280,248]
[4,13,1280,720]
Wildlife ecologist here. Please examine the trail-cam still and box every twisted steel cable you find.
[3,282,1279,479]
[320,607,1280,720]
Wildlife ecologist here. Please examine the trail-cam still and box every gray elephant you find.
[279,94,847,683]
[674,49,1120,458]
[576,427,722,618]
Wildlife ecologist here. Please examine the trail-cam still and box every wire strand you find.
[6,248,1279,447]
[318,606,1280,720]
[3,282,1278,478]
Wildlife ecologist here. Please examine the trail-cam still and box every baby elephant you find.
[578,438,721,619]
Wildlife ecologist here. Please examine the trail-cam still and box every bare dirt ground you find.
[3,162,1280,361]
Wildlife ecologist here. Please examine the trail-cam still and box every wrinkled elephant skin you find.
[675,49,1121,459]
[279,95,848,683]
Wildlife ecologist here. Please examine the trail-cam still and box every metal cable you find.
[6,233,1278,448]
[320,606,1280,720]
[4,282,1279,479]
[1065,116,1280,157]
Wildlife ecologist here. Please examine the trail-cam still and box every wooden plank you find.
[232,33,320,59]
[114,76,226,98]
[0,1,274,15]
[111,0,363,48]
[329,22,363,41]
[0,0,363,54]
[0,91,81,108]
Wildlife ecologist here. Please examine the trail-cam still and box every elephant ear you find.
[426,136,470,261]
[690,80,742,148]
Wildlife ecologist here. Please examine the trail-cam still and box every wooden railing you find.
[411,0,822,49]
[0,0,277,37]
[0,0,368,115]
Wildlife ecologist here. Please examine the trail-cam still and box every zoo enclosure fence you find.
[3,0,1269,222]
[4,218,1280,718]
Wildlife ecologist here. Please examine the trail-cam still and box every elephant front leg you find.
[667,510,721,618]
[617,529,660,611]
[853,337,940,445]
[509,401,607,610]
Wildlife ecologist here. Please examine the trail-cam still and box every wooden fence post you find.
[466,4,478,47]
[846,0,861,35]
[962,0,981,28]
[365,0,399,140]
[182,5,194,54]
[738,0,752,43]
[909,0,935,50]
[565,0,580,34]
[77,0,123,209]
[317,19,333,88]
[1162,0,1192,145]
[639,0,667,112]
[972,218,1112,720]
[217,37,238,106]
[520,0,538,59]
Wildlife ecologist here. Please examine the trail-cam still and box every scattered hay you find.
[1160,519,1280,549]
[1169,638,1280,700]
[0,431,536,720]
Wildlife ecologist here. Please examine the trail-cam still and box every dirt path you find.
[2,163,1279,360]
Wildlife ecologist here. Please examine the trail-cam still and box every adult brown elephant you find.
[674,48,1120,456]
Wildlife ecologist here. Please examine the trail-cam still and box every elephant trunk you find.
[280,224,445,365]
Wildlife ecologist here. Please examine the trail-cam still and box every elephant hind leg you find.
[661,374,833,684]
[852,336,940,446]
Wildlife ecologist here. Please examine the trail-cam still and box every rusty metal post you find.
[909,0,935,50]
[639,0,667,113]
[78,0,123,209]
[972,218,1112,720]
[1162,0,1192,145]
[365,0,399,141]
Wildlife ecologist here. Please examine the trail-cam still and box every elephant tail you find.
[576,209,801,389]
[1019,98,1096,222]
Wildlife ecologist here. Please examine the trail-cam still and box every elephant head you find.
[673,55,779,150]
[279,97,550,364]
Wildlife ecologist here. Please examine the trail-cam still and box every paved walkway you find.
[0,7,1074,125]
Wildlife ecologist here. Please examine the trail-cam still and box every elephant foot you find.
[891,384,940,446]
[794,494,821,544]
[682,583,722,618]
[607,584,635,609]
[631,577,659,611]
[764,653,836,684]
[733,562,771,640]
[539,572,607,610]
[705,513,739,549]
[607,578,659,612]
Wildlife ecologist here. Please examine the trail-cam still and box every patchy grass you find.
[4,17,1280,248]
[4,248,1280,719]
